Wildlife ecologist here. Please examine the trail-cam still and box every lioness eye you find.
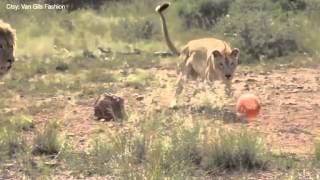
[0,45,3,49]
[220,63,223,66]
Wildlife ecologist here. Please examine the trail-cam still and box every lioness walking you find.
[155,2,240,106]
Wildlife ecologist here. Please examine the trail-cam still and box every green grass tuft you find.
[0,126,26,161]
[32,121,64,155]
[201,129,270,174]
[10,114,34,131]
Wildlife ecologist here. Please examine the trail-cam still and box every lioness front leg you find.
[224,81,233,97]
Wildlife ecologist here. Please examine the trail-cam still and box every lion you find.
[155,2,240,105]
[0,20,16,77]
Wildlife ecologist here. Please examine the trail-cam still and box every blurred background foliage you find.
[0,0,319,63]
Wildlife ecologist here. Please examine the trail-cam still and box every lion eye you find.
[0,45,3,49]
[231,62,234,66]
[219,63,223,67]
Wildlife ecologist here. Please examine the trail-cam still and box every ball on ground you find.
[236,93,261,121]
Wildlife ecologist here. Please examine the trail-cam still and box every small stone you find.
[246,78,257,82]
[55,63,69,72]
[136,95,144,101]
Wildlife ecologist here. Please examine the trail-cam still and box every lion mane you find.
[0,20,16,76]
[0,20,16,46]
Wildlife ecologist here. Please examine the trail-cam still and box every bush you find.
[0,126,26,160]
[177,0,234,29]
[201,129,270,173]
[237,15,299,61]
[33,121,64,155]
[86,69,117,83]
[110,18,160,43]
[60,109,274,177]
[83,139,114,175]
[166,125,202,167]
[10,114,34,131]
[273,0,307,11]
[124,70,155,89]
[130,135,148,164]
[315,141,320,162]
[213,0,302,62]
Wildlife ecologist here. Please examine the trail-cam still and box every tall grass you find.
[201,129,270,174]
[33,120,64,155]
[314,141,320,165]
[0,126,26,161]
[1,0,319,63]
[62,111,272,178]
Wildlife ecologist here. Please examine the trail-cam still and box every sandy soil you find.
[56,65,320,157]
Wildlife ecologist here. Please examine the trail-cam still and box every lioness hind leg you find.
[171,62,194,107]
[171,52,195,107]
[175,72,185,96]
[170,72,185,108]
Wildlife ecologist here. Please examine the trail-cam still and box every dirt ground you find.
[237,67,320,155]
[49,65,320,157]
[2,64,318,179]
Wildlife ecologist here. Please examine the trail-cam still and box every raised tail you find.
[155,2,180,56]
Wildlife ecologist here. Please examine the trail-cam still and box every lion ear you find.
[212,50,222,58]
[231,48,240,59]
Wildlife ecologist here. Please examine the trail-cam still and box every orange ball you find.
[236,93,261,120]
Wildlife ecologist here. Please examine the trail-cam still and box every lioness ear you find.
[212,50,222,58]
[231,48,240,58]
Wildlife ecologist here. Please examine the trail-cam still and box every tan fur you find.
[0,20,16,76]
[155,3,240,102]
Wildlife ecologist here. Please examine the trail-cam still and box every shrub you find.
[166,125,202,167]
[237,16,299,61]
[124,70,154,89]
[273,0,307,12]
[110,18,160,43]
[0,126,26,160]
[214,1,301,62]
[130,135,148,164]
[315,141,320,163]
[65,140,116,175]
[33,121,64,155]
[144,143,172,179]
[201,129,270,173]
[60,110,273,177]
[10,114,34,131]
[86,69,117,83]
[177,0,234,29]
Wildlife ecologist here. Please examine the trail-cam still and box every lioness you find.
[155,2,239,105]
[0,20,16,76]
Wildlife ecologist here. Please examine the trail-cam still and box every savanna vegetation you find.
[0,0,320,179]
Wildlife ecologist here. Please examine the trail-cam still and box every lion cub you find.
[155,2,240,105]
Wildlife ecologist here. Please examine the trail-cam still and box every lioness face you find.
[213,49,239,81]
[0,36,14,76]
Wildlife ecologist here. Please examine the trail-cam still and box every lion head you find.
[0,20,16,76]
[212,48,240,82]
